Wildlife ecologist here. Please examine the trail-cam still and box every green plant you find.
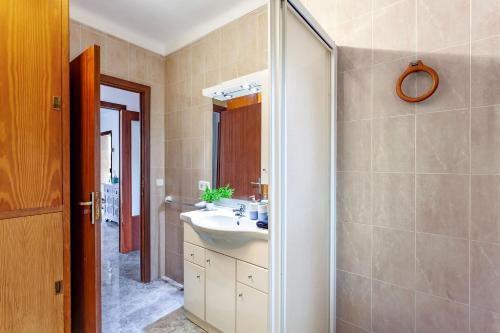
[217,185,234,199]
[200,187,221,203]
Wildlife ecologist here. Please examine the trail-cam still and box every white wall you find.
[100,108,120,179]
[100,85,141,213]
[131,121,141,216]
[101,85,140,112]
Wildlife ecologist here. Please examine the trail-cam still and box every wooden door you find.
[0,0,63,216]
[205,250,236,333]
[70,45,101,333]
[120,110,140,253]
[218,97,261,199]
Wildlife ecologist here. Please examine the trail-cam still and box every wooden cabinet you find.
[0,0,69,332]
[206,250,236,333]
[236,283,268,333]
[102,183,119,223]
[184,261,205,321]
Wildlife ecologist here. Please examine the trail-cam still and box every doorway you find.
[100,75,151,282]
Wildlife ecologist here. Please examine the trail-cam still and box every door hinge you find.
[55,280,63,294]
[52,96,62,110]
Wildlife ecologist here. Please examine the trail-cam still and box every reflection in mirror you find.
[203,70,269,201]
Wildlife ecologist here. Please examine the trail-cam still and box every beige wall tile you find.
[415,292,469,333]
[471,0,500,41]
[416,110,470,173]
[416,233,469,302]
[372,57,416,118]
[373,0,416,64]
[338,222,372,276]
[471,106,500,173]
[335,14,373,72]
[373,173,415,231]
[69,20,81,61]
[373,227,415,288]
[338,68,372,121]
[416,174,469,238]
[338,120,371,171]
[471,36,500,107]
[128,45,148,81]
[336,319,369,333]
[372,281,415,333]
[335,0,372,25]
[106,35,129,78]
[470,307,500,333]
[337,270,372,330]
[471,241,500,313]
[373,0,401,10]
[416,44,471,113]
[337,172,371,225]
[471,176,500,243]
[373,115,415,172]
[417,0,470,53]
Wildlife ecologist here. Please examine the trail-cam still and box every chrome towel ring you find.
[396,60,439,103]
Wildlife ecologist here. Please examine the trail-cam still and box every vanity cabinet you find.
[184,261,205,320]
[236,283,268,333]
[206,250,236,333]
[183,238,268,333]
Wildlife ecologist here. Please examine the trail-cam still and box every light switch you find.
[156,178,164,187]
[198,180,210,191]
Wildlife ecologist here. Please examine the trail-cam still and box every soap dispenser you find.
[248,195,259,220]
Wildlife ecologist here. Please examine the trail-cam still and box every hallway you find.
[101,221,183,332]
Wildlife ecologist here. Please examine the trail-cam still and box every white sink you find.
[180,208,268,244]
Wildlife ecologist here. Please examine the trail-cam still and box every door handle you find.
[77,192,101,224]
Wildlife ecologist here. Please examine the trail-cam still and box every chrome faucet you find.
[232,204,246,217]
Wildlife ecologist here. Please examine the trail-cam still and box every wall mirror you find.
[203,70,269,200]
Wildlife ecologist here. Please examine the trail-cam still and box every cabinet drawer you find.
[184,242,206,267]
[237,260,268,293]
[184,260,205,320]
[236,283,268,333]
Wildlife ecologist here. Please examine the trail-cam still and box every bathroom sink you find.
[180,208,268,244]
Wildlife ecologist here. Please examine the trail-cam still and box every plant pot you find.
[206,202,216,211]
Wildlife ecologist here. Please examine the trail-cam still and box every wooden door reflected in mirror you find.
[214,94,261,200]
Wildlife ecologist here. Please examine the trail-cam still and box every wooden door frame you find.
[100,75,151,282]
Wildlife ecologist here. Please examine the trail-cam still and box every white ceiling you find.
[70,0,267,56]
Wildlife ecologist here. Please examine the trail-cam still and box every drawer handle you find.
[248,275,253,279]
[238,293,243,297]
[206,259,211,263]
[196,275,200,279]
[190,253,194,257]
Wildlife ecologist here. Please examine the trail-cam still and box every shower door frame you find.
[269,0,337,332]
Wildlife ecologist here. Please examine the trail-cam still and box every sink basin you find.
[180,208,268,244]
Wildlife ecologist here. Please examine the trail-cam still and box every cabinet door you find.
[0,213,64,332]
[206,250,236,333]
[184,260,205,320]
[236,283,268,333]
[0,0,63,215]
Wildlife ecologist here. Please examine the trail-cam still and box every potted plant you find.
[200,185,234,210]
[201,187,221,210]
[217,185,234,199]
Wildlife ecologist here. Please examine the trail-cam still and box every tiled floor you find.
[101,221,185,333]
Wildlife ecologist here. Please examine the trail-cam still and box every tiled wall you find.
[301,0,500,332]
[70,21,167,279]
[163,6,268,283]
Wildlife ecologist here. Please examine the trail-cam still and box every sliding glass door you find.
[270,1,336,332]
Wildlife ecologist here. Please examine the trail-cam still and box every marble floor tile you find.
[101,221,185,333]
